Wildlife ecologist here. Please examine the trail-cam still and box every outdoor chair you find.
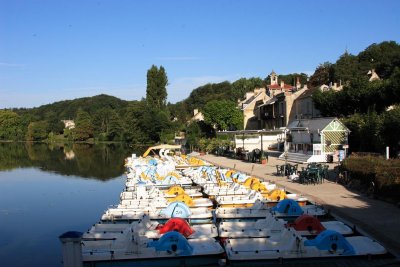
[323,165,329,182]
[291,164,298,175]
[275,165,282,176]
[283,164,290,176]
[307,168,319,185]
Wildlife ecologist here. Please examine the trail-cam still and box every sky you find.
[1,0,400,108]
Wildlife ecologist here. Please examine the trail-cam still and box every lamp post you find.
[284,128,288,173]
[277,128,289,175]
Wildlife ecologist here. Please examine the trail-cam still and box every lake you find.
[0,142,137,267]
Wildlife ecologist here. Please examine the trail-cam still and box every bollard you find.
[59,231,83,267]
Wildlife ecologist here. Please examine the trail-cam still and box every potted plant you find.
[260,151,268,164]
[198,138,208,155]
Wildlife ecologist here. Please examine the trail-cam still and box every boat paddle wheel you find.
[156,218,195,237]
[287,214,326,234]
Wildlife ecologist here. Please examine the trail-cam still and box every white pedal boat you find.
[82,231,224,265]
[101,201,213,222]
[287,214,353,236]
[125,178,193,188]
[120,188,202,200]
[216,190,263,207]
[82,222,133,241]
[218,213,353,238]
[224,229,387,261]
[119,198,169,208]
[271,199,326,217]
[132,216,218,239]
[216,200,271,219]
[218,213,286,238]
[119,194,213,209]
[203,183,250,198]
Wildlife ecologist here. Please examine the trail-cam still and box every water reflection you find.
[0,142,138,267]
[0,142,137,179]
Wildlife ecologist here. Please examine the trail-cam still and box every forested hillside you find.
[310,41,400,154]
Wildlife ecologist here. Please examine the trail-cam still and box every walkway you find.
[198,154,400,257]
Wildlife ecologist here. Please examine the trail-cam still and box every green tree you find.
[342,111,383,153]
[27,121,49,141]
[308,62,334,88]
[168,101,189,124]
[203,100,243,131]
[312,90,341,116]
[44,111,64,134]
[231,77,264,100]
[382,105,400,156]
[0,110,24,140]
[358,41,400,79]
[186,122,201,149]
[185,81,232,112]
[107,109,123,141]
[73,109,94,141]
[124,101,150,144]
[359,111,384,152]
[146,65,168,109]
[92,108,111,136]
[140,109,172,142]
[334,51,361,85]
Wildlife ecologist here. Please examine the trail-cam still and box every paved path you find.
[198,154,400,257]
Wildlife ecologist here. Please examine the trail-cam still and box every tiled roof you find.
[268,84,294,90]
[287,117,340,131]
[242,94,257,105]
[296,87,318,100]
[258,97,277,107]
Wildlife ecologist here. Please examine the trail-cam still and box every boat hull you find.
[83,254,223,267]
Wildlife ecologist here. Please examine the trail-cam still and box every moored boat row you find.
[60,145,388,267]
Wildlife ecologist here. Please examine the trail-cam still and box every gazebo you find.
[281,117,350,163]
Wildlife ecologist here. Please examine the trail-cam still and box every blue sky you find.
[1,0,399,108]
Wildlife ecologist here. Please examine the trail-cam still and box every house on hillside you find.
[189,109,204,122]
[61,120,75,129]
[367,69,380,82]
[319,82,343,92]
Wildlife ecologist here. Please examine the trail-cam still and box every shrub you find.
[342,155,400,202]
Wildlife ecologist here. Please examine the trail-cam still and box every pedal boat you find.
[224,229,386,262]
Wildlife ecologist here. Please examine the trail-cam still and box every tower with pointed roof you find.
[270,70,278,85]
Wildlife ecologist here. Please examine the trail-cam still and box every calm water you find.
[0,143,136,267]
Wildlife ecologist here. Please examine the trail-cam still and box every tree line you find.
[310,41,400,155]
[1,41,399,155]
